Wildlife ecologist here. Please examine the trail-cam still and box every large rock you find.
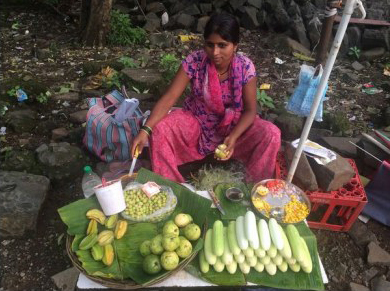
[348,220,378,247]
[0,171,50,238]
[360,47,386,61]
[6,109,38,133]
[240,6,259,30]
[52,92,79,102]
[1,150,42,175]
[274,111,304,141]
[362,28,390,50]
[36,142,86,184]
[319,137,360,158]
[269,34,311,56]
[290,14,311,49]
[367,242,390,266]
[350,282,370,291]
[149,32,175,48]
[121,68,164,94]
[371,276,390,291]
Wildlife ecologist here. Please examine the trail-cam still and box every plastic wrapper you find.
[121,182,177,223]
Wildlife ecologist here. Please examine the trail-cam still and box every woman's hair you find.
[203,13,240,44]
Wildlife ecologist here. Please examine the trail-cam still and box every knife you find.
[208,188,226,216]
[128,146,139,176]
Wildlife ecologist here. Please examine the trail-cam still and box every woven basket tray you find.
[66,224,205,289]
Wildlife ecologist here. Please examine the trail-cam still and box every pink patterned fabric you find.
[149,109,280,183]
[149,50,281,183]
[182,50,256,155]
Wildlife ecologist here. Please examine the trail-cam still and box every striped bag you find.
[83,90,145,162]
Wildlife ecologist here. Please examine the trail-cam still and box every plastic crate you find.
[276,153,367,232]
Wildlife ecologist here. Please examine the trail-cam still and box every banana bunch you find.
[74,209,129,266]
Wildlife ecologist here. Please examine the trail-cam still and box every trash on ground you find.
[362,82,383,94]
[292,52,315,62]
[274,57,285,64]
[16,88,28,102]
[259,83,271,90]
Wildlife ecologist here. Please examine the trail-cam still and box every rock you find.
[290,14,311,49]
[199,3,212,14]
[350,282,370,291]
[319,137,359,158]
[270,34,311,57]
[308,128,333,143]
[240,6,259,30]
[175,13,195,29]
[230,0,246,11]
[306,16,321,47]
[52,127,69,141]
[52,92,79,102]
[247,0,263,9]
[351,61,364,71]
[0,171,50,238]
[146,2,166,14]
[149,32,175,48]
[347,26,362,49]
[371,276,390,291]
[307,154,355,192]
[196,16,210,33]
[362,29,390,50]
[285,142,318,191]
[0,150,42,175]
[36,142,86,184]
[274,111,304,141]
[356,138,390,169]
[343,72,359,82]
[69,110,88,124]
[51,267,79,291]
[144,12,161,32]
[360,47,386,61]
[182,3,201,15]
[385,106,390,126]
[35,119,57,135]
[121,68,164,94]
[6,109,37,133]
[367,242,390,266]
[364,266,379,282]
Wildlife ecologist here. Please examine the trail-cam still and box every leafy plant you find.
[348,46,361,60]
[132,86,149,94]
[119,56,138,68]
[256,89,275,110]
[0,103,8,117]
[11,22,19,30]
[7,85,20,97]
[159,53,180,81]
[36,91,51,104]
[102,70,121,89]
[108,10,146,46]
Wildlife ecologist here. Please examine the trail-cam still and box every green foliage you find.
[11,22,19,30]
[348,46,360,60]
[323,111,350,134]
[159,53,180,81]
[102,70,121,89]
[7,85,20,97]
[119,56,138,68]
[0,102,8,117]
[256,89,275,110]
[36,91,51,104]
[108,10,146,46]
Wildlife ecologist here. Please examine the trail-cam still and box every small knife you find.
[128,146,139,176]
[208,188,226,216]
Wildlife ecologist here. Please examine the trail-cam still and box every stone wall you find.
[120,0,390,54]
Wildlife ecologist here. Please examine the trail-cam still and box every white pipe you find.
[287,0,365,183]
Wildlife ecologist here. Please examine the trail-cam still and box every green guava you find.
[160,251,179,271]
[183,223,201,241]
[143,254,162,274]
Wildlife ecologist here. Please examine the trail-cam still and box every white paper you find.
[292,139,336,165]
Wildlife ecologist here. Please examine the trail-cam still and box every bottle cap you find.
[84,166,92,173]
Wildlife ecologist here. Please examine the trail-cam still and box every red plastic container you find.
[275,153,367,232]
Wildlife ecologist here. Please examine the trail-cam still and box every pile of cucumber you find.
[199,211,312,275]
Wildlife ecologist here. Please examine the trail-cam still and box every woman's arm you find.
[131,65,190,156]
[220,76,257,159]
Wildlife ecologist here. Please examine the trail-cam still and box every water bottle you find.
[82,166,102,198]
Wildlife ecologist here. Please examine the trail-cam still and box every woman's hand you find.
[131,131,149,157]
[215,135,237,161]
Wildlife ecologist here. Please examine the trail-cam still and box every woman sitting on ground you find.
[131,13,281,183]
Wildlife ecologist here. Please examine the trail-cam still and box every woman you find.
[131,13,281,183]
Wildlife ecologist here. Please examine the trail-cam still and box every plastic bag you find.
[286,64,327,122]
[121,182,177,223]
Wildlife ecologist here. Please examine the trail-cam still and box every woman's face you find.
[204,33,237,67]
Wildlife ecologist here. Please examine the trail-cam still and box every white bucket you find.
[94,179,126,215]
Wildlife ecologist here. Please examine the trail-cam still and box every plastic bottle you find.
[82,166,102,198]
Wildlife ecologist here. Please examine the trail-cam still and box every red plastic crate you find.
[276,152,368,232]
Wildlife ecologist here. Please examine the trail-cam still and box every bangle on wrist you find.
[141,125,152,135]
[140,128,150,136]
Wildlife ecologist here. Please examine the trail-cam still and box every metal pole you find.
[287,0,366,183]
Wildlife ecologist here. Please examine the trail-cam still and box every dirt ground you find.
[1,3,390,291]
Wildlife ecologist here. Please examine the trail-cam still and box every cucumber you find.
[299,237,312,273]
[287,257,297,265]
[226,260,238,274]
[242,246,254,258]
[233,252,245,264]
[199,250,209,273]
[227,221,241,255]
[244,211,259,249]
[265,262,277,275]
[254,247,266,258]
[260,255,270,265]
[235,216,248,250]
[254,261,264,272]
[222,227,233,265]
[286,224,305,263]
[238,261,251,274]
[266,244,277,258]
[213,257,225,273]
[277,261,288,272]
[204,229,217,265]
[212,220,224,257]
[268,218,284,250]
[272,254,283,266]
[288,262,301,272]
[278,225,292,259]
[258,219,271,251]
[246,255,257,267]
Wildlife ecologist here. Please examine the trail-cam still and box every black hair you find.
[203,13,240,44]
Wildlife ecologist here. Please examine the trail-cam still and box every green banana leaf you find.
[58,168,212,285]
